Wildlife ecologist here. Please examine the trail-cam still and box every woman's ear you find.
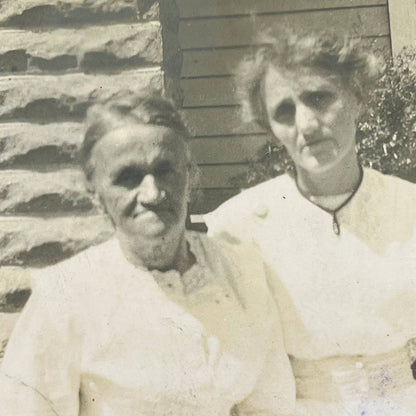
[82,174,105,213]
[186,178,192,204]
[352,96,363,123]
[91,190,110,217]
[185,163,196,204]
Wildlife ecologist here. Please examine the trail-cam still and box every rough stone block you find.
[0,215,113,266]
[0,267,32,312]
[0,50,28,74]
[0,169,94,214]
[0,69,163,121]
[138,0,159,20]
[80,23,162,71]
[0,0,139,27]
[0,23,162,74]
[0,122,82,167]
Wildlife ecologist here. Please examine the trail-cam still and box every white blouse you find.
[0,232,295,416]
[205,168,416,415]
[206,168,416,358]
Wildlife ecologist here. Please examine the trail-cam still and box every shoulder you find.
[360,168,416,236]
[364,167,415,191]
[204,174,293,238]
[364,167,407,184]
[363,167,416,209]
[194,231,270,295]
[194,230,263,261]
[30,238,122,300]
[209,174,292,218]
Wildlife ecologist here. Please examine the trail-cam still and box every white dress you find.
[0,232,295,416]
[205,168,416,416]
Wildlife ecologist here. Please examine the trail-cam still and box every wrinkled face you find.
[89,124,190,246]
[263,65,361,173]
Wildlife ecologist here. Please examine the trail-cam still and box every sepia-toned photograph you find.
[1,1,416,415]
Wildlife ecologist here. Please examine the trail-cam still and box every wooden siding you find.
[178,7,389,49]
[181,37,390,78]
[177,0,392,214]
[176,0,387,18]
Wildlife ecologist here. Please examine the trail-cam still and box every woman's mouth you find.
[133,208,165,220]
[301,138,334,153]
[302,138,327,148]
[130,209,170,237]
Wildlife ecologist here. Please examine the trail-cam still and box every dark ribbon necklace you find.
[295,165,364,236]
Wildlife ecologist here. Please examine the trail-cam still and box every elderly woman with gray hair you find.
[205,29,416,416]
[0,92,295,416]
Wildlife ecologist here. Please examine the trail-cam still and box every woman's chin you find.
[298,153,341,174]
[140,222,169,238]
[119,230,181,269]
[120,219,184,246]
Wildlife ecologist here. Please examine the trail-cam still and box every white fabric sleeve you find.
[232,252,296,416]
[234,311,296,416]
[0,271,83,416]
[209,229,296,415]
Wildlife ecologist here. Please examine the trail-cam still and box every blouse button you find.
[355,361,364,369]
[253,203,269,218]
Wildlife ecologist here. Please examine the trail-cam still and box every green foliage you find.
[357,48,416,182]
[238,48,416,188]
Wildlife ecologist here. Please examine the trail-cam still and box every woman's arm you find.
[232,265,296,416]
[233,316,296,416]
[0,270,83,416]
[208,231,296,416]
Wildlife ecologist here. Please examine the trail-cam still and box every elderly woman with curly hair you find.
[0,91,296,416]
[205,29,416,416]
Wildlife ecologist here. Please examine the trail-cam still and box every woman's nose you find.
[296,105,320,137]
[137,174,164,205]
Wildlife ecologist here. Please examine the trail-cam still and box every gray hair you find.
[236,28,386,129]
[80,90,198,186]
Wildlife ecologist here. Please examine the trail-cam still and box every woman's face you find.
[263,65,361,173]
[89,123,190,248]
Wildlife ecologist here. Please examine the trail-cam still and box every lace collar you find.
[150,231,211,295]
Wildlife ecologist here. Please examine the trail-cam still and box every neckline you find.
[149,231,210,295]
[294,165,364,236]
[308,192,354,211]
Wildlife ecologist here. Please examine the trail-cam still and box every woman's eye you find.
[273,101,296,124]
[114,167,143,189]
[306,91,335,109]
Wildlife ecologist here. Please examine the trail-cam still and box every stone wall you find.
[0,0,173,357]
